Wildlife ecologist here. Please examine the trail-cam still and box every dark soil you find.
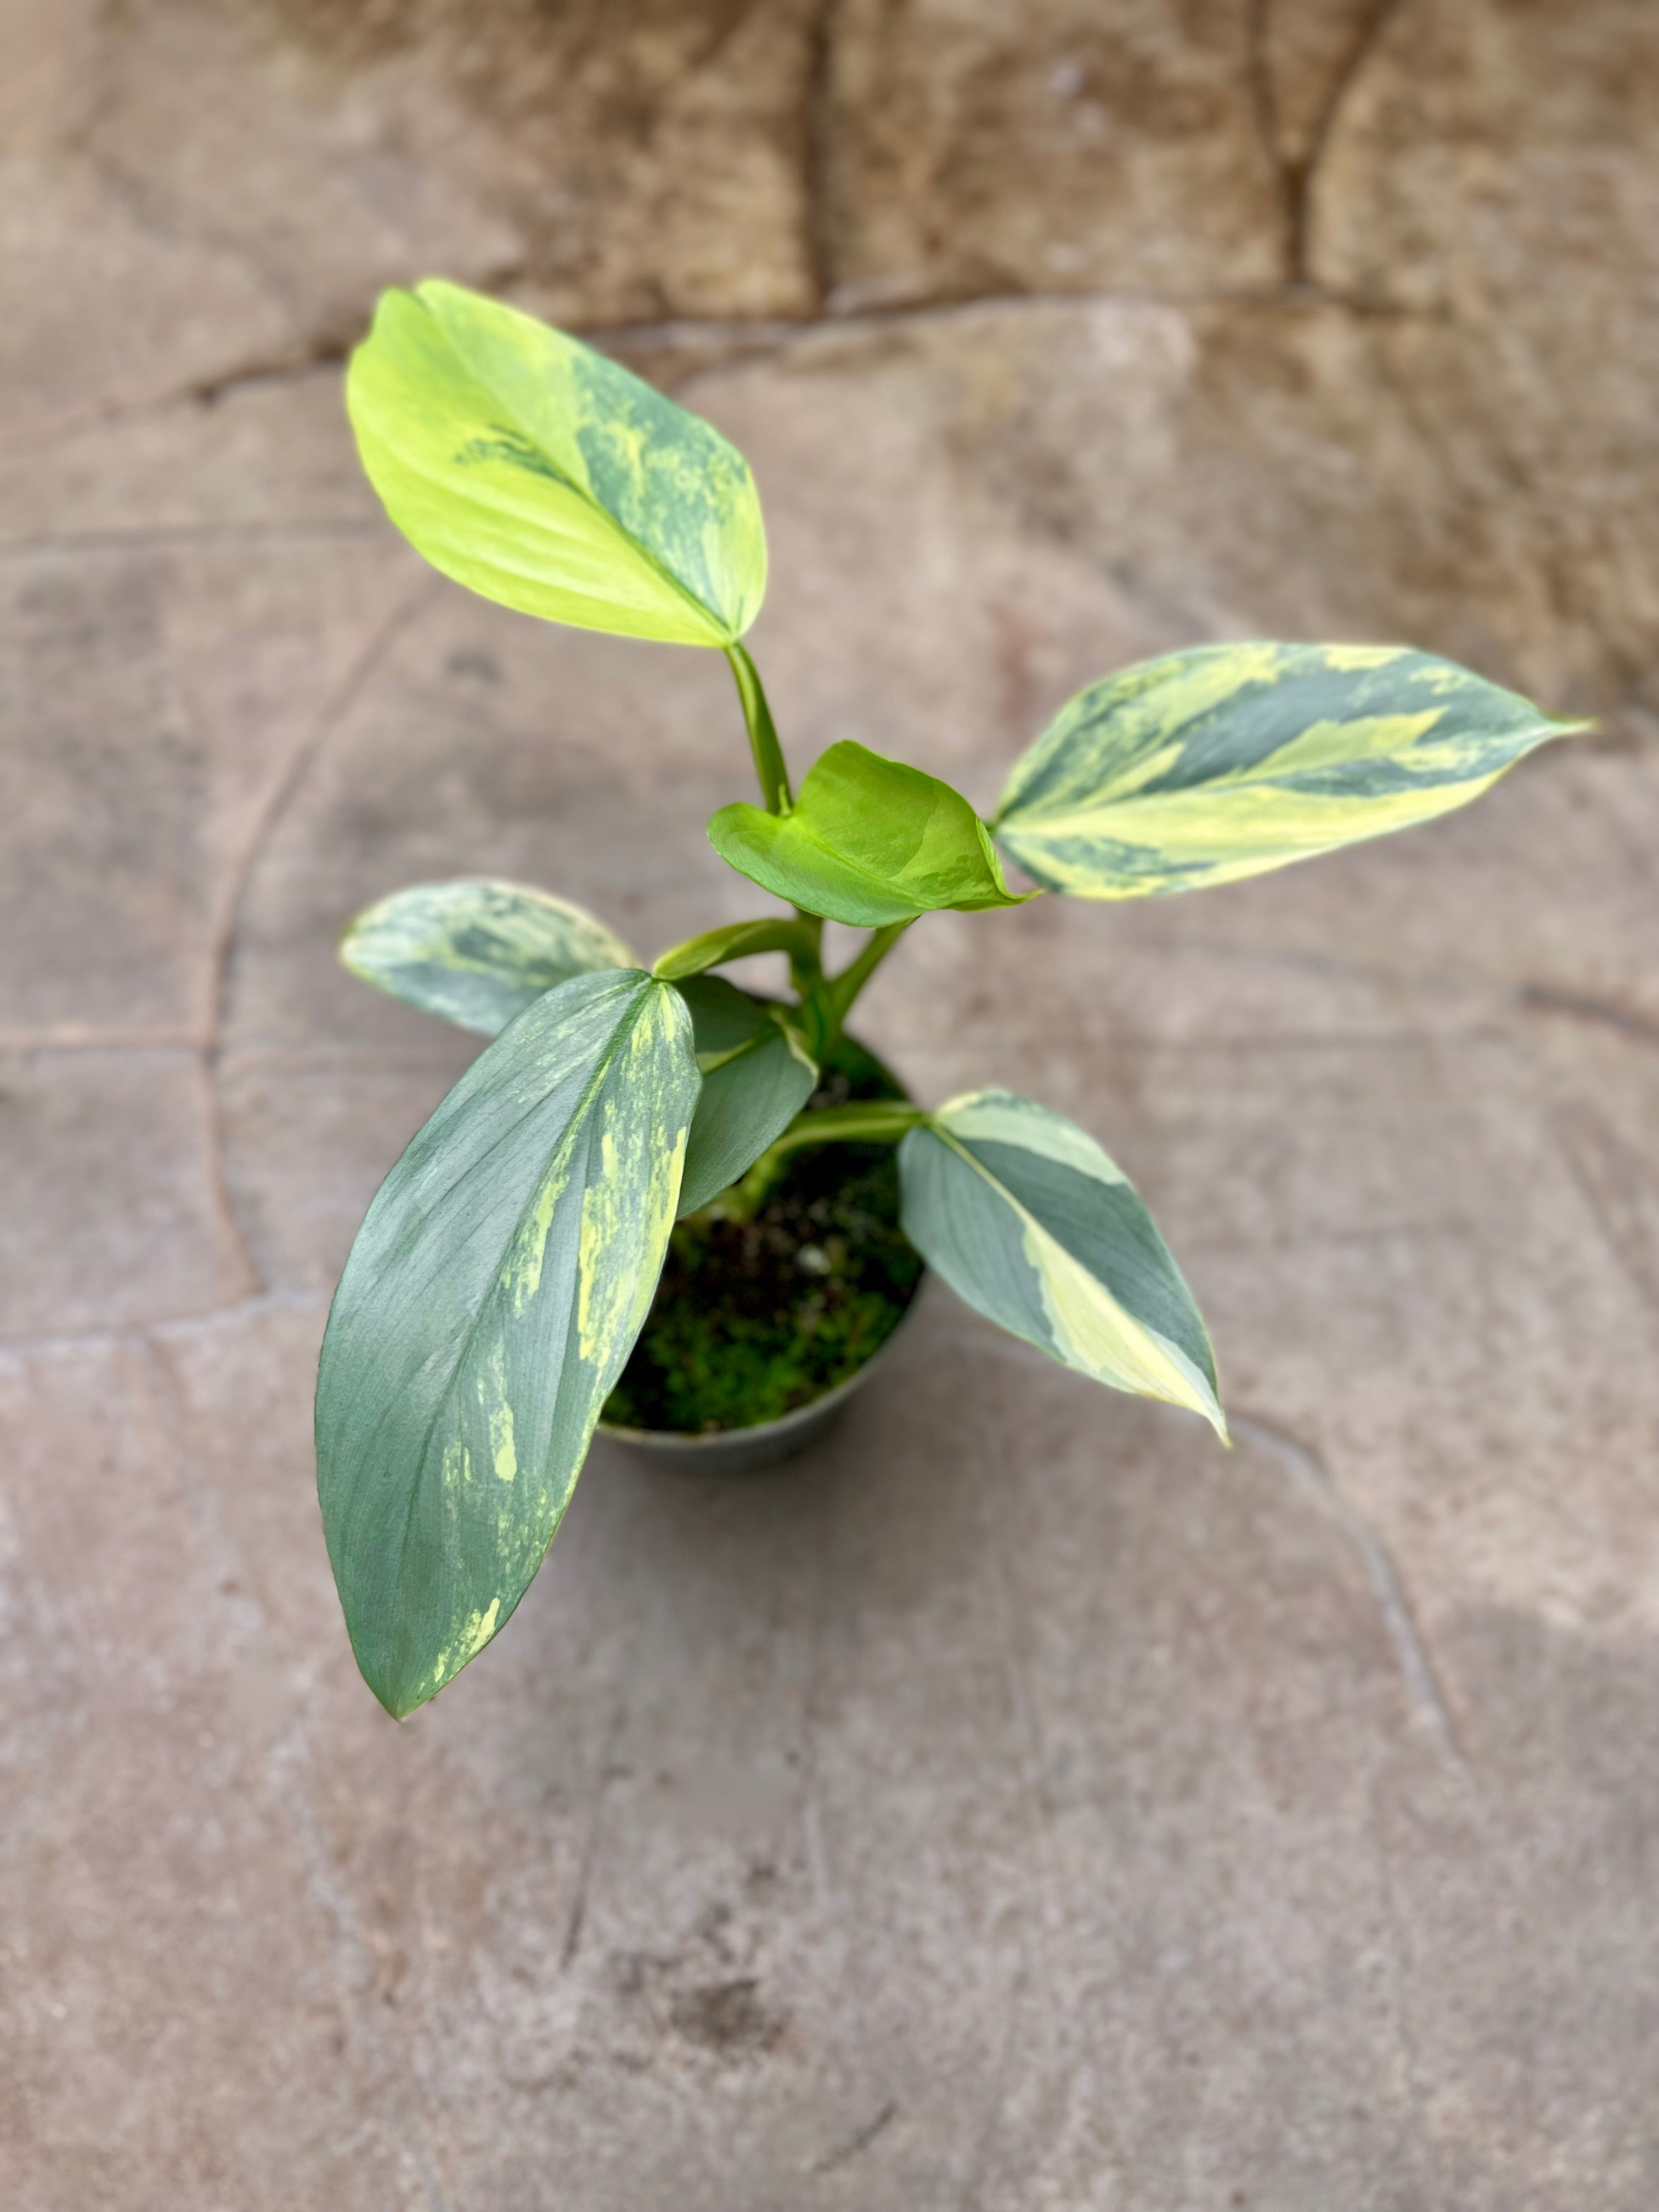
[602,1030,924,1434]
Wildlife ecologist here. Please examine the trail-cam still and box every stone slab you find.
[4,4,1659,2205]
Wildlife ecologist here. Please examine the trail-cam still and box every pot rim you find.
[597,1271,924,1456]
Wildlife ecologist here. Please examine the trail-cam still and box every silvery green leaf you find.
[316,970,699,1716]
[676,1011,819,1216]
[899,1090,1224,1437]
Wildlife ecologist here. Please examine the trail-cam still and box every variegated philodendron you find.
[319,278,1579,1716]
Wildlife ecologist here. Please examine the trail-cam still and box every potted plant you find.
[317,279,1576,1718]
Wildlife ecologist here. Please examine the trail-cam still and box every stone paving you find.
[4,3,1659,2206]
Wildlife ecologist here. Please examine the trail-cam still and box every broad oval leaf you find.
[341,878,636,1036]
[709,740,1032,927]
[317,969,699,1716]
[652,916,819,983]
[677,1012,819,1216]
[346,280,767,647]
[994,642,1580,899]
[898,1090,1225,1437]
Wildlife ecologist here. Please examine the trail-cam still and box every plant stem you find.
[825,919,913,1040]
[724,642,792,815]
[768,1101,925,1154]
[789,912,825,999]
[707,1099,925,1222]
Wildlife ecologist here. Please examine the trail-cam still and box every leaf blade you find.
[898,1090,1224,1436]
[994,642,1580,899]
[346,280,767,647]
[709,741,1031,927]
[340,878,636,1036]
[315,969,699,1716]
[677,1014,820,1215]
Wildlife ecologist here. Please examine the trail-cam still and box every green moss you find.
[602,1031,923,1434]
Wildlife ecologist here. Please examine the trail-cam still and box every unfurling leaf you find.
[898,1090,1224,1437]
[316,970,699,1717]
[340,878,635,1036]
[709,741,1031,927]
[994,642,1579,900]
[346,280,767,646]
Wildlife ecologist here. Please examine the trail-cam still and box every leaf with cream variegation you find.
[340,878,635,1036]
[994,642,1579,899]
[898,1090,1224,1436]
[347,280,767,646]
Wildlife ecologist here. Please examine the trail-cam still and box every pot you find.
[597,1022,921,1472]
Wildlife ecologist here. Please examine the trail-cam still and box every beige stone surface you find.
[5,3,1659,2205]
[820,0,1284,305]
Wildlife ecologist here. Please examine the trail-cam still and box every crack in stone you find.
[185,335,353,409]
[13,272,1436,455]
[1550,1101,1659,1319]
[1518,981,1659,1054]
[810,2098,896,2175]
[560,1695,629,1972]
[1231,1412,1474,1787]
[1243,0,1293,279]
[0,1028,201,1053]
[202,571,442,1296]
[801,0,843,311]
[939,1329,1476,1785]
[1365,1767,1453,2200]
[1245,0,1410,287]
[0,1290,325,1363]
[0,524,382,561]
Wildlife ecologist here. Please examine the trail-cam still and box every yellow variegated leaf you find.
[898,1090,1225,1436]
[994,642,1581,899]
[346,280,766,647]
[316,970,699,1716]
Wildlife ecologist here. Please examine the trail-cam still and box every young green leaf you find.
[709,741,1032,927]
[346,279,767,647]
[678,1016,819,1216]
[341,878,635,1036]
[898,1090,1225,1437]
[994,642,1581,899]
[652,916,820,983]
[316,969,699,1717]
